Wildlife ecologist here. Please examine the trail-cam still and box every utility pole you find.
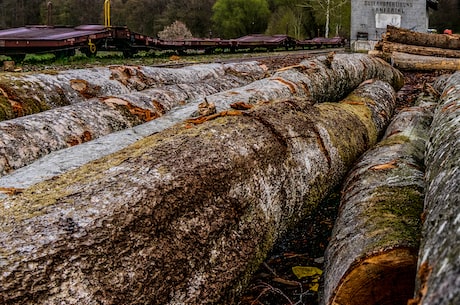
[47,1,53,26]
[104,0,111,27]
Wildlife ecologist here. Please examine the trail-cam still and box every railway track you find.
[143,47,347,68]
[7,47,345,73]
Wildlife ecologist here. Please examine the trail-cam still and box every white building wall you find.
[350,0,428,51]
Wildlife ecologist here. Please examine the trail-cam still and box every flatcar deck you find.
[0,24,345,61]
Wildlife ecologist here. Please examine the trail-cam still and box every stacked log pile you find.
[322,71,460,305]
[0,62,267,176]
[0,61,267,121]
[373,25,460,71]
[0,54,402,179]
[409,72,460,305]
[0,54,458,305]
[0,55,404,304]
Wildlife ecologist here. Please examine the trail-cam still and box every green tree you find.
[265,0,316,39]
[212,0,271,38]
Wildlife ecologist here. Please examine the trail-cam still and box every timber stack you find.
[373,25,460,71]
[322,72,460,305]
[0,51,459,305]
[0,54,403,304]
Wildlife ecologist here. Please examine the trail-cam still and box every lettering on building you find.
[363,1,413,14]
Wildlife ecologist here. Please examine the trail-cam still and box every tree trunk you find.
[205,54,403,112]
[322,94,437,305]
[381,41,460,58]
[0,63,267,177]
[0,54,403,179]
[386,52,460,71]
[2,61,15,72]
[0,80,247,178]
[0,62,267,121]
[408,71,460,305]
[385,25,460,50]
[0,80,397,305]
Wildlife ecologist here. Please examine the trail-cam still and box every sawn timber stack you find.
[373,25,460,71]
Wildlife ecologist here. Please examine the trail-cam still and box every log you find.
[0,80,250,178]
[0,62,266,121]
[0,54,403,179]
[381,41,460,58]
[0,62,268,176]
[322,94,437,305]
[204,53,404,112]
[0,79,397,304]
[108,62,266,91]
[385,25,460,50]
[2,61,15,72]
[409,71,460,305]
[387,52,460,71]
[0,99,146,177]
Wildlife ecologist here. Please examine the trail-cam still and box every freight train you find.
[0,24,346,62]
[0,0,345,62]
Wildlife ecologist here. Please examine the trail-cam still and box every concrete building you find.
[350,0,433,51]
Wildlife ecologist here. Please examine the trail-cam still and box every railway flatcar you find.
[0,0,345,62]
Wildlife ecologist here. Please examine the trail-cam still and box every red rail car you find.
[0,25,112,61]
[297,36,346,49]
[0,25,345,61]
[0,0,345,62]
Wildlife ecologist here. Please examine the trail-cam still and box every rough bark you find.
[203,53,404,112]
[381,41,460,58]
[0,81,245,177]
[0,62,266,121]
[387,52,460,71]
[322,94,437,305]
[409,71,460,305]
[0,54,403,179]
[0,80,397,304]
[385,25,460,50]
[0,63,267,176]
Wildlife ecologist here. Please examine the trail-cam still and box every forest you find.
[0,0,459,40]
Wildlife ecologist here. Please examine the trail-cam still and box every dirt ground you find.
[237,62,447,305]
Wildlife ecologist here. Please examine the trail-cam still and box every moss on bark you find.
[0,74,398,304]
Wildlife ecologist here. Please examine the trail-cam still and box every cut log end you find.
[329,248,417,305]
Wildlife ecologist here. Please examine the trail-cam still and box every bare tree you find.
[157,20,193,40]
[300,0,348,37]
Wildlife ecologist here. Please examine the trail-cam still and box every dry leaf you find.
[370,159,398,170]
[292,266,323,279]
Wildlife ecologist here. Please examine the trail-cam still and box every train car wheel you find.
[81,40,98,58]
[81,46,97,57]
